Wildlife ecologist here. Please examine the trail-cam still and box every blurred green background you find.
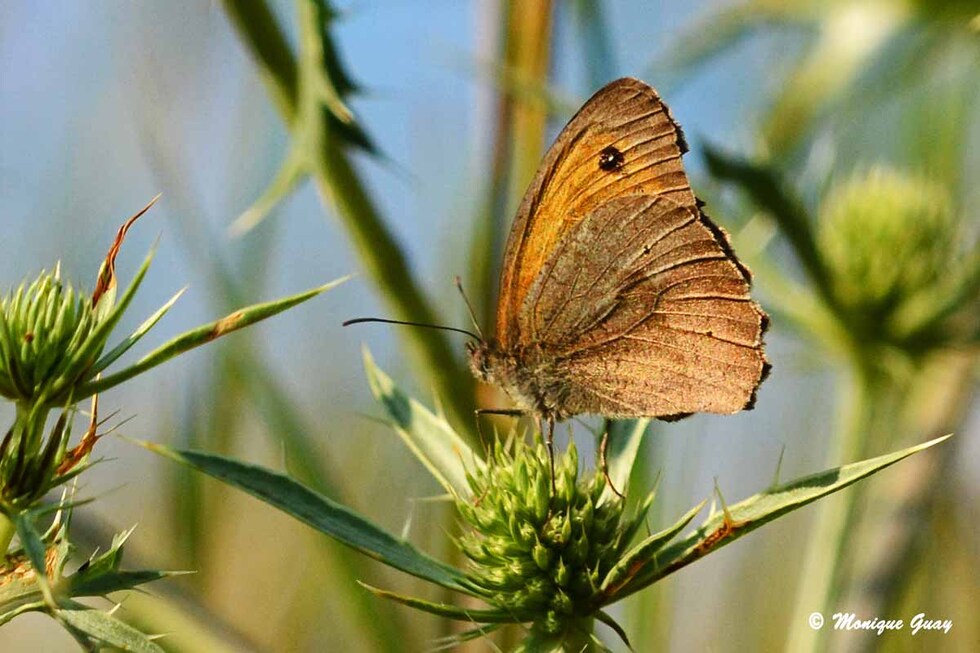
[0,1,977,651]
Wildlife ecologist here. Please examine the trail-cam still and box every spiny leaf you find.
[91,286,186,375]
[364,348,484,499]
[595,610,631,650]
[57,603,166,653]
[611,434,952,599]
[601,500,706,598]
[138,441,473,593]
[78,277,349,398]
[92,195,159,312]
[70,570,188,598]
[358,582,521,623]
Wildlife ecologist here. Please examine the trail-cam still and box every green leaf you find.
[702,144,838,316]
[0,601,45,627]
[91,287,186,375]
[616,478,660,550]
[66,526,186,597]
[601,500,706,597]
[47,246,156,403]
[57,604,165,653]
[78,277,349,398]
[70,570,184,598]
[595,610,631,650]
[610,434,952,599]
[364,348,484,499]
[12,512,54,606]
[599,419,649,506]
[358,582,520,624]
[139,441,473,593]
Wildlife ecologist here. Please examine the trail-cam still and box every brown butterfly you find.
[466,78,770,433]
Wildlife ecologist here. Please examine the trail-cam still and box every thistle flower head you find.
[0,268,106,405]
[818,167,977,352]
[456,438,628,641]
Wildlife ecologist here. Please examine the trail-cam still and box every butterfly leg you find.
[475,408,525,459]
[546,418,556,496]
[599,429,625,500]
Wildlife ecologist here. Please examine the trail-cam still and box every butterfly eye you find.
[597,145,625,172]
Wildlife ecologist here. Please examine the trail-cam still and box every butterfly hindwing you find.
[518,195,768,417]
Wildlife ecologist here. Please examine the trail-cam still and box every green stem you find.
[0,512,15,555]
[221,0,477,438]
[784,362,876,653]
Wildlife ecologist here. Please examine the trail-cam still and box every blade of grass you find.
[598,419,648,506]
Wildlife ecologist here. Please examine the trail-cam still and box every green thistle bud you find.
[457,438,630,636]
[818,167,976,351]
[0,268,105,404]
[532,539,553,571]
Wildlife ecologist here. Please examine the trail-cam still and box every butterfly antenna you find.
[342,317,481,340]
[454,276,485,340]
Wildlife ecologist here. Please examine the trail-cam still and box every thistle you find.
[457,439,633,647]
[0,198,343,649]
[143,353,948,652]
[818,167,976,355]
[0,202,153,412]
[0,268,103,406]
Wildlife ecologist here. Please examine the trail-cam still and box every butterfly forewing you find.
[496,78,694,349]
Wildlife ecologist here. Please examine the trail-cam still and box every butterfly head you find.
[467,341,526,404]
[466,339,498,385]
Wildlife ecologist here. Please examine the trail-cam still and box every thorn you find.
[771,444,787,489]
[600,429,625,500]
[713,478,734,526]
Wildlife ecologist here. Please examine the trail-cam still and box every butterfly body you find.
[472,78,770,423]
[469,341,573,421]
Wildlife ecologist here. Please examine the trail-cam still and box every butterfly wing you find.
[496,78,694,349]
[523,194,768,418]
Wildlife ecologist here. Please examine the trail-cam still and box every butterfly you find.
[466,78,770,435]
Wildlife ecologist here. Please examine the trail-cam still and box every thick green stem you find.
[221,0,477,438]
[785,362,877,653]
[0,512,15,556]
